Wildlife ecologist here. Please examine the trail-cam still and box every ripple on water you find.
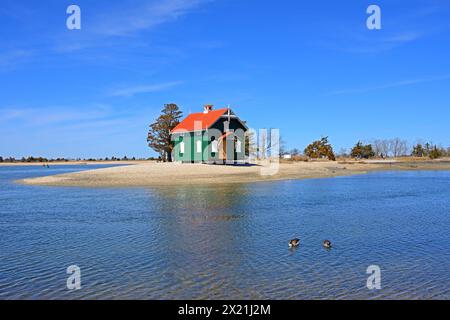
[0,168,450,299]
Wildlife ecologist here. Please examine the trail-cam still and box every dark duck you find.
[288,238,300,248]
[323,240,332,249]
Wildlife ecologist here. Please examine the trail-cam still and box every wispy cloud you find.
[95,0,211,36]
[0,1,36,21]
[2,0,214,66]
[329,74,450,95]
[0,105,111,126]
[382,31,423,44]
[0,50,33,69]
[314,3,449,54]
[107,81,184,97]
[0,104,153,158]
[316,30,425,54]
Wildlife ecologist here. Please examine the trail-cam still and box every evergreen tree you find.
[412,144,426,157]
[429,146,443,159]
[147,104,183,162]
[304,137,336,161]
[351,141,375,159]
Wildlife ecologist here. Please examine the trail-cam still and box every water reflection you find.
[144,184,260,299]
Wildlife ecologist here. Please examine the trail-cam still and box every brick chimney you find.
[203,104,213,114]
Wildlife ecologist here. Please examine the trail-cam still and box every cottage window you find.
[180,141,185,154]
[196,140,202,153]
[235,139,242,153]
[211,140,218,153]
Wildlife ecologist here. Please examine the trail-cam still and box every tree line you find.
[8,105,443,164]
[146,103,450,162]
[297,137,450,161]
[0,156,154,163]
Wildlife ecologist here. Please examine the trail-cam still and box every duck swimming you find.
[288,238,300,248]
[323,240,332,249]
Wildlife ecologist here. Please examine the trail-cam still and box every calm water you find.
[0,165,449,300]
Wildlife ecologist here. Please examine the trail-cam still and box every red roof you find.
[171,108,229,133]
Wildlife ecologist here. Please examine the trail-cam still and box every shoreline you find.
[0,161,147,167]
[16,160,450,188]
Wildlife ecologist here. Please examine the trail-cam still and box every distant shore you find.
[16,159,450,188]
[0,160,148,167]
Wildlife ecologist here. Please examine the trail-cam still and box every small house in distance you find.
[171,105,248,164]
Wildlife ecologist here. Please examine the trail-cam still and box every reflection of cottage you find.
[171,105,248,164]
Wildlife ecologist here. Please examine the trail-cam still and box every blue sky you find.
[1,0,450,158]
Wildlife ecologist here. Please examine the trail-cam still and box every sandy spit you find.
[16,160,450,188]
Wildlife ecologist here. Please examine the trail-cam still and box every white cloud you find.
[0,50,33,68]
[383,32,423,43]
[0,105,110,126]
[107,81,183,97]
[329,74,450,95]
[316,30,426,54]
[95,0,211,36]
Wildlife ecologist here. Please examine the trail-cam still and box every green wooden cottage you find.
[171,105,248,164]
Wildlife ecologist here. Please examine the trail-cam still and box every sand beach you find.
[16,159,450,188]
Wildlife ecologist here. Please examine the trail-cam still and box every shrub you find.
[351,141,375,159]
[429,146,444,159]
[304,137,336,161]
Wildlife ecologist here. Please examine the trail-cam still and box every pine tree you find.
[351,141,375,159]
[304,137,336,161]
[429,146,443,159]
[412,144,426,157]
[147,104,183,162]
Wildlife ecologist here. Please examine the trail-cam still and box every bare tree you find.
[372,140,384,157]
[259,130,267,160]
[381,140,390,158]
[245,130,257,158]
[371,138,408,158]
[338,147,348,158]
[278,135,287,157]
[390,138,408,157]
[399,139,409,156]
